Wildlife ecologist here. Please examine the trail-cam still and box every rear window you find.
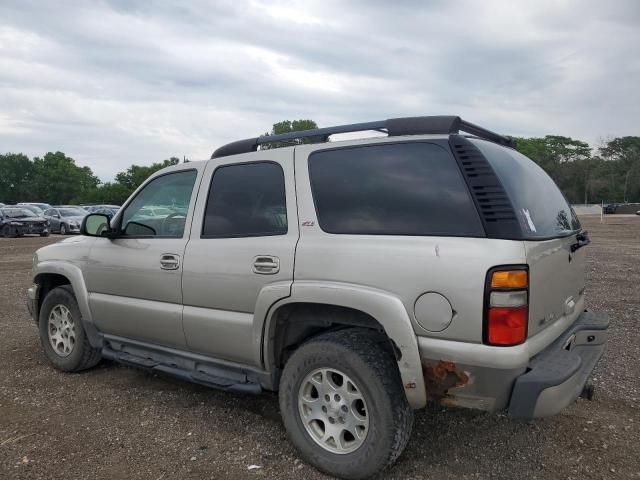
[471,139,581,238]
[308,142,484,236]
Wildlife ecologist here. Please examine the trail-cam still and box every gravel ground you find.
[1,215,638,480]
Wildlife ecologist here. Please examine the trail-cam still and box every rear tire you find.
[279,329,413,479]
[38,285,101,372]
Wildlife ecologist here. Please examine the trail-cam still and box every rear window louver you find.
[449,135,522,239]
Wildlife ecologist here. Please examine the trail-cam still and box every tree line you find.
[1,120,639,206]
[0,152,180,205]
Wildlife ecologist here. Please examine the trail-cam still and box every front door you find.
[182,149,298,365]
[85,167,200,348]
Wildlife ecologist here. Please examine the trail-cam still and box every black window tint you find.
[309,142,484,236]
[470,139,581,238]
[202,162,287,238]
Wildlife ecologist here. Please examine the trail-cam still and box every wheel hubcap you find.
[47,304,76,357]
[298,368,369,454]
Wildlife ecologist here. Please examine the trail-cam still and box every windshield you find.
[59,208,87,217]
[471,139,581,238]
[22,205,43,214]
[3,208,36,218]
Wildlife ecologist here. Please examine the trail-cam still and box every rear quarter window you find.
[308,142,484,236]
[470,139,581,239]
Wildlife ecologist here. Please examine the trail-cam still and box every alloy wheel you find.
[47,304,76,357]
[298,368,369,454]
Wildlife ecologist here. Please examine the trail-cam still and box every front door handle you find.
[253,255,280,275]
[160,253,180,270]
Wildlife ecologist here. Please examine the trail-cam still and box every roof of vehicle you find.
[210,115,514,159]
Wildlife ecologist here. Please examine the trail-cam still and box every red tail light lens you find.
[487,307,527,346]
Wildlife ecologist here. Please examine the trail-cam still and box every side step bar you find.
[102,346,262,395]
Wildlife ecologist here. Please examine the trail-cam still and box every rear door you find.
[471,139,585,337]
[181,148,298,366]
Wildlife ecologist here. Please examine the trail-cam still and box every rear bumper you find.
[508,309,608,418]
[416,308,608,416]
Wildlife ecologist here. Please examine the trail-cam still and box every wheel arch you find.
[33,262,102,348]
[260,281,427,408]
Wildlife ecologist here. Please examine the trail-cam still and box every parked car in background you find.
[84,204,120,214]
[19,204,45,216]
[91,206,119,220]
[43,206,88,235]
[18,202,52,211]
[603,204,618,214]
[0,206,49,237]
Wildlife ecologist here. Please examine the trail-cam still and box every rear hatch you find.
[524,235,585,336]
[471,139,586,337]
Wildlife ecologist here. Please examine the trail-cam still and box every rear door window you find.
[470,139,581,238]
[308,142,484,236]
[202,162,287,238]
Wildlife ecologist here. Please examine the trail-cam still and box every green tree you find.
[0,153,34,204]
[30,152,99,204]
[77,182,132,205]
[599,137,640,203]
[115,157,180,192]
[261,119,319,149]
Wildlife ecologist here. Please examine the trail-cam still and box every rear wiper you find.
[570,231,590,252]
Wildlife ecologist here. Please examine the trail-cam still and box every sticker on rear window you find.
[522,208,537,233]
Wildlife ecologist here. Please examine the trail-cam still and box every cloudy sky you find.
[1,0,638,180]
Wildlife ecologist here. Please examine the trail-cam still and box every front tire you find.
[40,231,50,237]
[59,224,67,235]
[279,329,413,479]
[38,285,101,372]
[2,225,15,238]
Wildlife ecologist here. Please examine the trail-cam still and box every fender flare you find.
[33,261,102,348]
[258,281,427,409]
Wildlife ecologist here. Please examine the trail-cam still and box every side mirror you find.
[81,213,112,237]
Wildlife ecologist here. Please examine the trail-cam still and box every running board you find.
[102,345,262,395]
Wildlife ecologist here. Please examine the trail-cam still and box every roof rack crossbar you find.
[211,115,513,158]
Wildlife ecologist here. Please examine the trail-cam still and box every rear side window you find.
[202,162,287,238]
[308,142,484,236]
[471,139,581,238]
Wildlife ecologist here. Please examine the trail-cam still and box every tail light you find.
[484,267,528,346]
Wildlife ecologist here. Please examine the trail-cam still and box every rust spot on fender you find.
[422,360,469,402]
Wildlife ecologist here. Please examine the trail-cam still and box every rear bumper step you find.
[508,309,608,418]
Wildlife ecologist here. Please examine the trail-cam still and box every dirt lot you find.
[1,215,639,480]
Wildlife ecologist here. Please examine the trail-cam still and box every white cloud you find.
[0,0,638,180]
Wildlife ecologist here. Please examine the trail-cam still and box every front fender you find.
[260,281,427,409]
[33,261,102,348]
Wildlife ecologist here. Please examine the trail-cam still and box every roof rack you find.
[211,115,514,159]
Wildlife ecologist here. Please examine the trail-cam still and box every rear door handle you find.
[160,253,180,270]
[253,255,280,274]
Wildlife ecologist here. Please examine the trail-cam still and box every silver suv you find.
[27,116,608,479]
